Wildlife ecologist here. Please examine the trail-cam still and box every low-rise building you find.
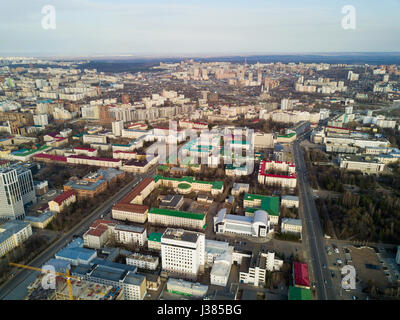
[0,220,32,257]
[24,211,57,229]
[114,224,147,247]
[210,251,232,287]
[112,177,154,223]
[83,220,115,249]
[231,183,250,196]
[71,263,146,300]
[48,190,76,213]
[148,208,206,231]
[288,286,313,300]
[166,278,208,298]
[281,195,300,208]
[147,232,162,251]
[243,194,280,225]
[339,155,385,173]
[126,253,159,270]
[281,218,302,236]
[55,246,97,266]
[293,262,310,289]
[214,208,272,238]
[239,251,283,287]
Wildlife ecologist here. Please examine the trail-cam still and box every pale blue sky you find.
[0,0,399,57]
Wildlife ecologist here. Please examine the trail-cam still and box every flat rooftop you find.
[162,228,202,244]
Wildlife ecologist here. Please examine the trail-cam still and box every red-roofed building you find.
[258,160,297,188]
[66,155,121,168]
[83,219,116,249]
[33,153,67,163]
[48,190,76,213]
[293,262,310,289]
[112,177,155,223]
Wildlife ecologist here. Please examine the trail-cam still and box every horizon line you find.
[2,51,400,60]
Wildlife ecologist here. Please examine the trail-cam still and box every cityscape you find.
[0,0,399,309]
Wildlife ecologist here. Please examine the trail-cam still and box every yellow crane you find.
[9,262,79,300]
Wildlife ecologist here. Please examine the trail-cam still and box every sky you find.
[0,0,399,57]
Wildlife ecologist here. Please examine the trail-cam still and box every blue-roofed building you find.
[64,237,84,249]
[55,246,97,265]
[42,258,71,273]
[71,263,146,300]
[90,258,138,273]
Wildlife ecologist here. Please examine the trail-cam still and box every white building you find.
[166,278,208,298]
[339,156,385,173]
[113,224,147,247]
[33,114,49,127]
[239,251,283,287]
[214,208,272,238]
[161,228,205,280]
[210,251,232,287]
[0,165,36,221]
[0,220,32,257]
[281,195,300,208]
[112,120,124,137]
[281,218,303,236]
[126,253,159,270]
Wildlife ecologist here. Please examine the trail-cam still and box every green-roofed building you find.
[288,286,313,300]
[153,175,224,195]
[148,208,206,231]
[157,165,169,172]
[148,232,163,251]
[243,194,280,225]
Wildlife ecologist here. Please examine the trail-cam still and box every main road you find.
[0,166,157,300]
[293,134,336,300]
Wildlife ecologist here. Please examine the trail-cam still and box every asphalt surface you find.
[293,136,336,300]
[0,166,157,300]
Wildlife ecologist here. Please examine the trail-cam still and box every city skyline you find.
[1,0,400,56]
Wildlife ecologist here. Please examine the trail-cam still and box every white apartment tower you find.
[0,168,25,221]
[0,165,36,221]
[112,120,124,137]
[161,228,205,280]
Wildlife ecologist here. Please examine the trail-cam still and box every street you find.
[293,136,336,300]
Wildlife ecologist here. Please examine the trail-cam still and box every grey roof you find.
[0,220,31,244]
[282,218,302,226]
[162,228,202,244]
[281,195,299,202]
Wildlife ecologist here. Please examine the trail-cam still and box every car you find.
[322,264,326,269]
[324,280,328,284]
[352,296,357,300]
[331,271,335,278]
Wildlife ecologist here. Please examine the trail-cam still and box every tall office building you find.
[0,165,36,221]
[161,228,205,280]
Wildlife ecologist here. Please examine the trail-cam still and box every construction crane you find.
[9,262,78,300]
